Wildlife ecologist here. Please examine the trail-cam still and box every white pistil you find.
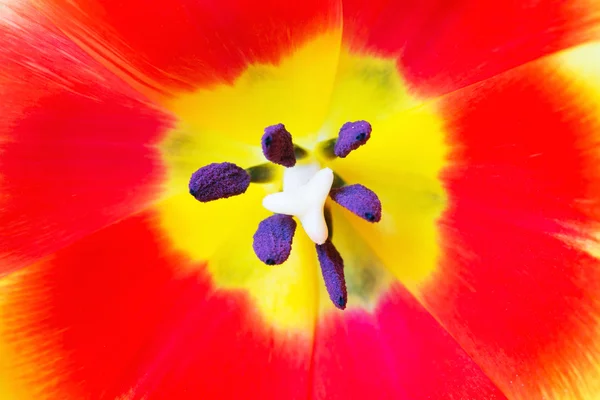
[262,162,333,244]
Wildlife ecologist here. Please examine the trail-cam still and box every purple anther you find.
[334,120,372,158]
[330,184,382,222]
[253,214,297,265]
[189,162,250,202]
[316,240,347,310]
[262,123,296,167]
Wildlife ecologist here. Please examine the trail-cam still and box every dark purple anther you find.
[334,120,372,158]
[316,240,347,310]
[253,214,297,265]
[330,184,382,223]
[189,162,250,202]
[262,123,296,167]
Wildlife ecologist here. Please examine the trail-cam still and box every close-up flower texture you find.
[2,0,600,399]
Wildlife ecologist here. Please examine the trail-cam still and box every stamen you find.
[246,163,277,183]
[316,240,347,310]
[294,145,309,160]
[330,184,382,222]
[334,120,372,158]
[323,205,333,239]
[189,162,250,202]
[331,171,346,190]
[262,167,333,244]
[317,138,337,160]
[253,214,297,265]
[262,123,296,167]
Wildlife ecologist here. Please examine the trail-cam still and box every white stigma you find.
[262,163,333,244]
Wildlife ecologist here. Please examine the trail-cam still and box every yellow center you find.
[157,30,449,331]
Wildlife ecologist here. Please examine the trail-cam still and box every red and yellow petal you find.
[0,209,510,400]
[417,42,600,399]
[324,49,447,289]
[312,287,507,400]
[0,212,314,399]
[166,31,344,147]
[0,1,172,275]
[32,0,342,103]
[323,12,600,397]
[342,0,600,97]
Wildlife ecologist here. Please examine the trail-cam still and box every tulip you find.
[1,0,600,398]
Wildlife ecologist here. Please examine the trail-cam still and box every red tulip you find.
[2,0,600,398]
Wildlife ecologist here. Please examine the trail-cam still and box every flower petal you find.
[0,1,172,275]
[324,49,447,288]
[32,0,342,101]
[312,287,507,399]
[420,43,600,398]
[157,183,320,331]
[342,0,600,96]
[327,30,600,398]
[310,206,505,398]
[0,211,313,399]
[166,30,343,145]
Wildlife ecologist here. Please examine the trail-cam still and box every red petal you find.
[34,0,342,100]
[0,3,172,275]
[0,211,313,399]
[342,0,600,96]
[422,46,600,397]
[312,287,507,399]
[0,208,508,399]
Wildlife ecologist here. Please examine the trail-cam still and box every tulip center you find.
[158,38,449,327]
[187,121,382,309]
[262,163,333,245]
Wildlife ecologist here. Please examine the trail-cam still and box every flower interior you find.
[158,33,448,329]
[189,120,382,309]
